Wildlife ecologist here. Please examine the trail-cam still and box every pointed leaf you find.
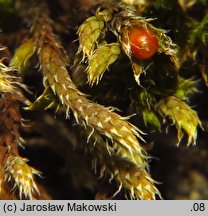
[26,87,61,111]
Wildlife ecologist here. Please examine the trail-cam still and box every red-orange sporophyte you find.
[124,26,158,60]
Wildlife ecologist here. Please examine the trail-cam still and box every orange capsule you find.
[126,26,158,60]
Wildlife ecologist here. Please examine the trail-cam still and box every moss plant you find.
[0,0,207,199]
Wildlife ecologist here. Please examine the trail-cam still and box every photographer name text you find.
[3,202,117,213]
